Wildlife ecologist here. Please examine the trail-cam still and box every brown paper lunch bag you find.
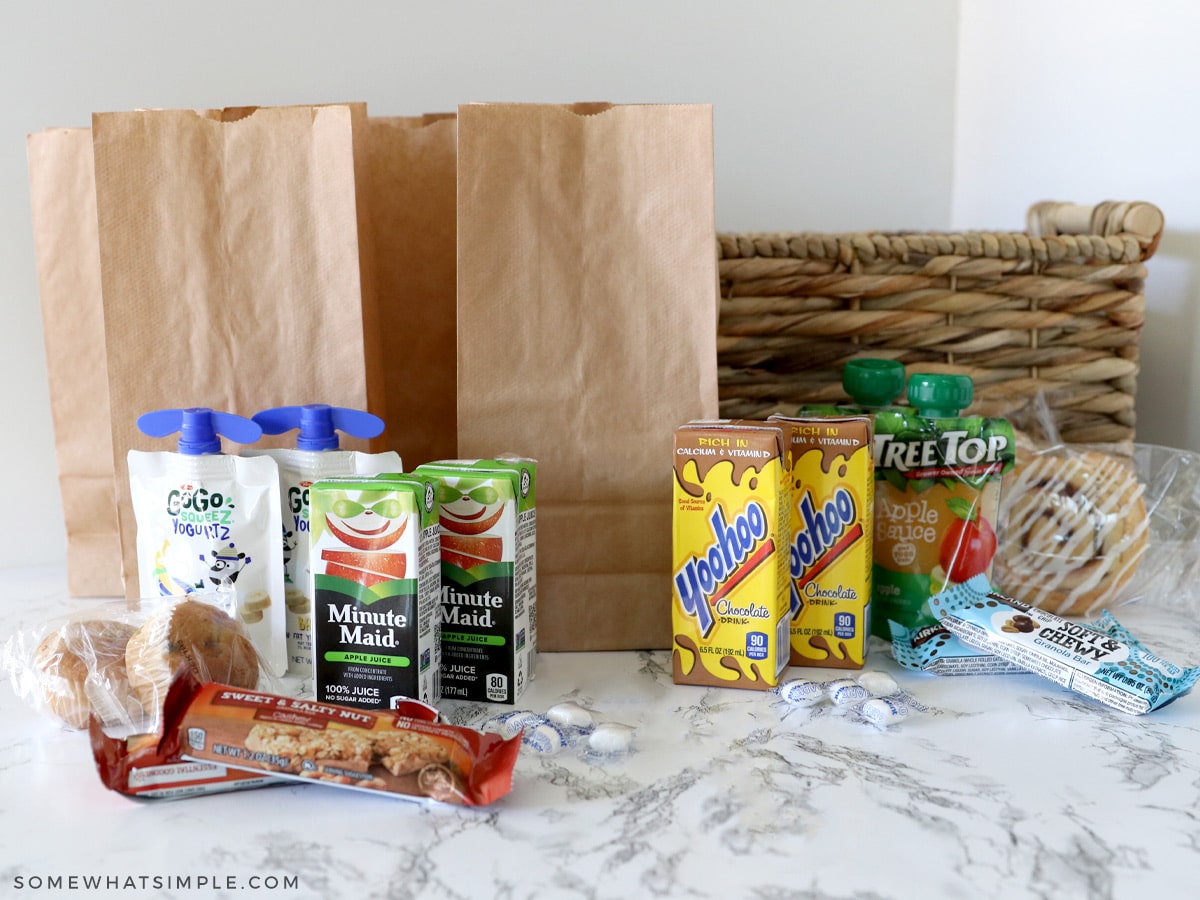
[29,105,459,598]
[366,113,459,468]
[27,127,124,597]
[456,102,720,651]
[91,104,387,600]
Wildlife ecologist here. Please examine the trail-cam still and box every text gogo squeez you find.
[873,374,1021,674]
[414,459,537,705]
[128,408,285,674]
[245,405,402,677]
[672,420,791,691]
[309,473,441,709]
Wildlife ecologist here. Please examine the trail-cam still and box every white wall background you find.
[1,0,1194,577]
[954,1,1200,452]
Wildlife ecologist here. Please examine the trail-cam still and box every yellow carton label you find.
[771,415,873,669]
[671,421,790,690]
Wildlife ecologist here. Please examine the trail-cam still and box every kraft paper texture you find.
[366,114,458,466]
[91,104,383,599]
[27,128,124,597]
[31,105,458,597]
[456,102,719,651]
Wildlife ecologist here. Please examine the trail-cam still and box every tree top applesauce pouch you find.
[871,375,1018,673]
[672,420,790,691]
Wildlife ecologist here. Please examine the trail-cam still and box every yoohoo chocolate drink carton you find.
[672,420,790,691]
[769,414,874,669]
[415,459,537,705]
[309,473,441,708]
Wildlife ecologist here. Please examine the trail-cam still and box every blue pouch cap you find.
[252,404,385,452]
[137,408,262,454]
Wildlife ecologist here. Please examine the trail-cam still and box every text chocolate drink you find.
[672,420,790,691]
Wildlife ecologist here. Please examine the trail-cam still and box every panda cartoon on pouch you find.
[199,541,250,588]
[281,527,297,569]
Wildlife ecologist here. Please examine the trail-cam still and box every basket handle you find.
[1027,200,1163,258]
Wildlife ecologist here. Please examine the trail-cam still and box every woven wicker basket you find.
[717,201,1164,449]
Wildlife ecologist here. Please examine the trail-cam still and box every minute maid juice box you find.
[310,473,441,708]
[415,459,537,705]
[768,414,873,669]
[672,421,790,691]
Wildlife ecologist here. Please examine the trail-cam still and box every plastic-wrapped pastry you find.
[995,449,1148,616]
[124,598,260,711]
[33,619,139,729]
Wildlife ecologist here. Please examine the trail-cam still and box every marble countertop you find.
[2,564,1199,900]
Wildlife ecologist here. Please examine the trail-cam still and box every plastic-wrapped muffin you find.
[33,619,138,729]
[125,599,259,711]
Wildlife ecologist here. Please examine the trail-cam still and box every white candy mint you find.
[776,677,825,707]
[523,721,567,755]
[856,671,899,696]
[545,701,596,730]
[587,723,636,756]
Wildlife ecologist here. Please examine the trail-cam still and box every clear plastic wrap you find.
[11,611,143,731]
[993,392,1199,617]
[1117,443,1200,614]
[4,593,271,735]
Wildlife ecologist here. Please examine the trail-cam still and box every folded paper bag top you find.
[31,106,458,598]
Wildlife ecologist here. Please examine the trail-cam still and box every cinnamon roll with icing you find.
[995,450,1148,616]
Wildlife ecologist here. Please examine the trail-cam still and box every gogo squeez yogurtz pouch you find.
[246,405,402,677]
[128,408,286,674]
[871,375,1021,675]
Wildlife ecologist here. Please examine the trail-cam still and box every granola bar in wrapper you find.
[90,722,281,800]
[934,575,1200,714]
[90,668,285,800]
[166,677,520,806]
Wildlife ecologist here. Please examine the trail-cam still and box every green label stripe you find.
[442,631,507,646]
[315,573,416,605]
[441,561,513,586]
[323,651,411,668]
